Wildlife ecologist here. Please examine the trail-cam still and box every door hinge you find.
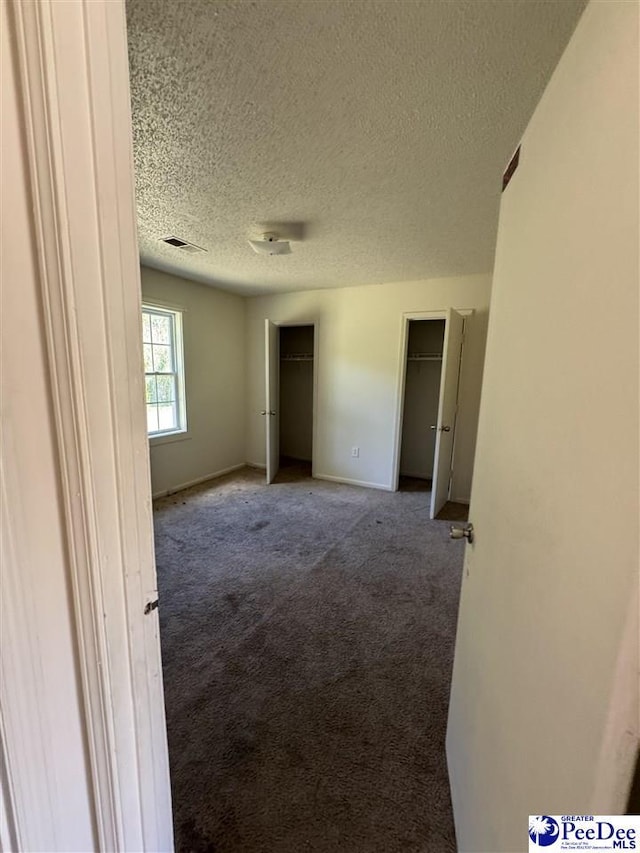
[144,598,159,615]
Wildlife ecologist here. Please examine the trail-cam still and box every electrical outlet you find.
[351,446,359,458]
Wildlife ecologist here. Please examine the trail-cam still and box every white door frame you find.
[7,1,173,850]
[266,319,320,479]
[391,309,472,493]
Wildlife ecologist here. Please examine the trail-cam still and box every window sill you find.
[148,430,190,447]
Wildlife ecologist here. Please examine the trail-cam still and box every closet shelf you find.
[407,353,443,361]
[281,353,314,362]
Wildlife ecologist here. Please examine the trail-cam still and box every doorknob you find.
[261,410,276,416]
[430,425,451,432]
[450,523,474,543]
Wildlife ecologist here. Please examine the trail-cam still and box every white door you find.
[446,4,638,849]
[430,308,464,519]
[264,319,280,484]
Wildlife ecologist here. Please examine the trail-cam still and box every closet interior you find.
[279,325,315,471]
[399,319,445,487]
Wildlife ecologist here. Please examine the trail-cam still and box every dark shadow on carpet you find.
[153,467,464,852]
[436,502,470,523]
[273,456,312,484]
[398,475,431,492]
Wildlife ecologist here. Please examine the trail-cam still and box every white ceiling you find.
[126,0,585,296]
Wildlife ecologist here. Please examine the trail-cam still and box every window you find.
[142,305,186,437]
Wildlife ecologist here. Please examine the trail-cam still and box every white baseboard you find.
[152,463,245,499]
[313,472,394,492]
[245,461,266,471]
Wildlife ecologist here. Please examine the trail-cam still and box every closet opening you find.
[398,319,446,492]
[277,324,315,479]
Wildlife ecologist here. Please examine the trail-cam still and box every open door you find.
[264,319,279,484]
[447,6,638,846]
[430,308,464,518]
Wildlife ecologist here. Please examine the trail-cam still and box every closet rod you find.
[407,353,442,361]
[281,353,314,361]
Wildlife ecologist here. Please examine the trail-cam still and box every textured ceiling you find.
[126,0,586,296]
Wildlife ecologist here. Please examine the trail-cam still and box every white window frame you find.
[142,304,187,440]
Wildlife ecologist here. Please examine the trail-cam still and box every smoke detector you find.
[248,233,291,256]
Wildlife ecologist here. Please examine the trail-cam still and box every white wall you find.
[141,267,246,496]
[1,4,95,847]
[447,2,639,849]
[245,275,491,498]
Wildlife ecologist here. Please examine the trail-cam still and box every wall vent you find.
[160,235,207,254]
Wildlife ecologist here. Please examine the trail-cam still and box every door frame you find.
[7,1,173,850]
[391,309,472,493]
[266,319,320,480]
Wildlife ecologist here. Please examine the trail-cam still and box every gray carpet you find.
[153,464,465,852]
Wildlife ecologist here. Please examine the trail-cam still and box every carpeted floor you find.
[153,464,465,852]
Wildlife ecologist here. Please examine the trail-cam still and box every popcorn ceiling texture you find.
[126,0,585,296]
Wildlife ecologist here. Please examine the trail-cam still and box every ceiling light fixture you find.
[248,233,291,256]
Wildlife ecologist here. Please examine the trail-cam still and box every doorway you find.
[279,325,314,478]
[399,318,446,492]
[394,309,466,518]
[264,320,317,484]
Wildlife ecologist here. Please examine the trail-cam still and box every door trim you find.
[9,1,173,849]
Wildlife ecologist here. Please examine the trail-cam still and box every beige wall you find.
[447,1,639,848]
[1,4,96,847]
[245,275,491,500]
[141,267,246,496]
[141,269,490,500]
